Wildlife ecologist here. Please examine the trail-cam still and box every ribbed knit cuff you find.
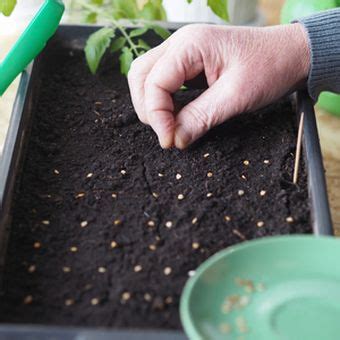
[296,9,340,101]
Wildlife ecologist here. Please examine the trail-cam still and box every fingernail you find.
[159,133,174,149]
[174,126,190,149]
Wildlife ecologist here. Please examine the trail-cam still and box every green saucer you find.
[180,236,340,340]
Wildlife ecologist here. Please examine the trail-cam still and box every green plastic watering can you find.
[0,0,65,96]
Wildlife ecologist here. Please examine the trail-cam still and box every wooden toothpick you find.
[293,112,305,184]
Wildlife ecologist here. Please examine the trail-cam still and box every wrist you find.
[286,23,311,85]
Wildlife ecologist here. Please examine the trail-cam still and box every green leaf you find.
[111,0,138,19]
[137,39,150,50]
[91,0,104,4]
[140,0,167,20]
[111,37,126,53]
[0,0,17,16]
[129,27,148,38]
[148,24,171,40]
[207,0,229,21]
[119,47,134,75]
[186,0,193,3]
[85,12,98,23]
[85,27,115,74]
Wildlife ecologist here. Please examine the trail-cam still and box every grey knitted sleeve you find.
[297,9,340,101]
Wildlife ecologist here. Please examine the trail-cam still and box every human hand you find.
[128,23,310,149]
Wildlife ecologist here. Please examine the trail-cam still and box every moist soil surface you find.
[0,46,311,329]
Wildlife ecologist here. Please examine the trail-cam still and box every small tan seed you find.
[80,220,88,228]
[134,265,142,272]
[260,190,267,196]
[241,174,247,180]
[236,316,248,334]
[219,323,231,334]
[207,172,213,178]
[84,284,93,291]
[112,193,117,198]
[232,229,246,240]
[286,216,294,223]
[192,217,198,224]
[188,270,196,277]
[84,284,93,290]
[91,298,100,305]
[110,241,118,249]
[54,169,60,175]
[120,170,126,175]
[144,293,152,302]
[33,242,41,249]
[176,173,182,180]
[98,267,106,273]
[192,242,200,250]
[149,244,157,251]
[114,219,121,226]
[70,246,78,252]
[63,266,71,273]
[203,153,210,158]
[177,194,184,200]
[158,173,164,177]
[65,299,74,306]
[121,292,131,301]
[165,296,173,304]
[238,190,245,196]
[152,192,159,198]
[264,159,270,164]
[165,221,173,228]
[257,221,264,228]
[164,267,172,275]
[224,215,231,222]
[28,265,36,273]
[23,295,33,305]
[86,173,93,178]
[75,192,85,198]
[243,160,250,166]
[207,192,213,197]
[41,220,50,225]
[147,220,155,227]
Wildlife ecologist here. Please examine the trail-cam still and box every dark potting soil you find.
[0,46,311,329]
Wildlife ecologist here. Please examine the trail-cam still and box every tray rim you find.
[0,22,333,339]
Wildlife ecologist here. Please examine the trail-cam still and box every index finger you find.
[144,44,204,148]
[128,43,167,125]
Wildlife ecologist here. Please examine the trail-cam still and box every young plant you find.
[84,23,170,75]
[78,0,229,75]
[78,1,169,75]
[0,0,17,16]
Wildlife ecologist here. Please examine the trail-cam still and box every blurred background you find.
[0,0,339,232]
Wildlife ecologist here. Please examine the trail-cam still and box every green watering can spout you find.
[0,0,65,96]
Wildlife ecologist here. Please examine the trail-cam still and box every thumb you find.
[174,78,240,149]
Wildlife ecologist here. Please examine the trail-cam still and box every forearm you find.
[297,9,340,100]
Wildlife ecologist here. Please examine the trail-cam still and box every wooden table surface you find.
[261,0,340,235]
